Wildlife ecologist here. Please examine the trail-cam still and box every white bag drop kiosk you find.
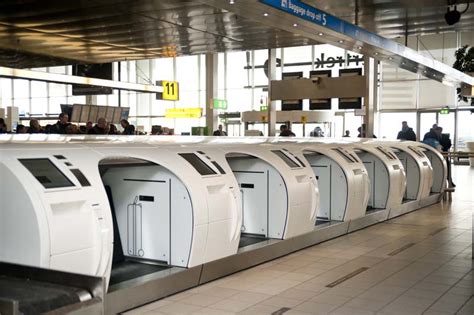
[350,143,406,213]
[386,142,434,201]
[299,143,370,223]
[416,143,447,193]
[95,144,241,271]
[0,138,242,290]
[218,143,318,242]
[0,143,114,288]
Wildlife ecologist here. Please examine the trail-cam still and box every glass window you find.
[176,56,199,91]
[13,79,29,99]
[457,110,474,151]
[179,153,217,176]
[378,112,416,140]
[49,83,67,97]
[19,158,74,189]
[419,112,437,139]
[30,97,48,116]
[227,51,249,89]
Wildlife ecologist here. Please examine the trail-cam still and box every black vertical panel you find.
[309,70,332,110]
[338,68,363,109]
[281,71,303,111]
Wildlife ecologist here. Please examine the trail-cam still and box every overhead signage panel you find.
[260,0,398,52]
[213,99,228,110]
[165,108,202,118]
[157,80,179,101]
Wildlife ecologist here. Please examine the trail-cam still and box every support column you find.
[206,53,218,135]
[364,56,378,138]
[267,49,277,136]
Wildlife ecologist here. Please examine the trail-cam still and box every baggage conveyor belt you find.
[0,262,105,315]
[0,276,86,314]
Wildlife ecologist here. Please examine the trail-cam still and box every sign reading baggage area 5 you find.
[156,80,179,101]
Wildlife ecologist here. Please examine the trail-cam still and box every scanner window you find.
[19,158,74,189]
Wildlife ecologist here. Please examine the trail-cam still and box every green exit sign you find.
[213,99,228,110]
[260,105,268,111]
[439,107,450,115]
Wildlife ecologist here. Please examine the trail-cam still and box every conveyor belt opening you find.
[226,153,288,242]
[99,158,192,283]
[303,151,347,222]
[353,149,390,212]
[0,276,86,314]
[391,149,420,202]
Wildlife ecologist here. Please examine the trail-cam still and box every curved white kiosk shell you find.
[384,141,434,201]
[0,139,241,290]
[203,139,319,240]
[415,142,447,194]
[350,143,407,211]
[297,143,370,223]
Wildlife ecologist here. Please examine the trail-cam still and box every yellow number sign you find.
[160,80,179,101]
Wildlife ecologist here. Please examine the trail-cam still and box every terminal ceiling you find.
[0,0,471,69]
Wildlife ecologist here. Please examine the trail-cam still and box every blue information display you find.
[260,0,398,52]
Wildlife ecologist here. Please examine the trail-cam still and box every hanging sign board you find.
[213,99,228,110]
[260,105,268,111]
[156,80,179,101]
[165,108,202,118]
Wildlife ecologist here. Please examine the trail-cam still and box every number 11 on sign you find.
[156,80,179,101]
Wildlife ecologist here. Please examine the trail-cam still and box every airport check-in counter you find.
[385,142,434,201]
[350,143,407,212]
[211,142,318,244]
[0,140,241,290]
[297,143,370,223]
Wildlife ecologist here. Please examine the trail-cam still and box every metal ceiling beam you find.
[0,66,162,93]
[201,0,473,88]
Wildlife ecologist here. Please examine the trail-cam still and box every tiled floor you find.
[125,165,473,315]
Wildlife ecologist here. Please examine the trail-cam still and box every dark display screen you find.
[272,150,300,168]
[19,158,75,189]
[179,153,217,176]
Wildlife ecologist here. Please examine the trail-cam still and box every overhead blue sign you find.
[260,0,398,52]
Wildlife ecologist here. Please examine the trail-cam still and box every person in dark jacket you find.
[279,124,295,137]
[50,113,71,134]
[28,119,42,133]
[213,124,227,136]
[397,121,416,141]
[423,124,440,142]
[0,118,7,133]
[88,117,108,134]
[120,119,135,135]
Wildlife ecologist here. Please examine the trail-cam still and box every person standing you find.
[279,124,295,137]
[397,121,416,141]
[213,124,227,136]
[88,117,108,134]
[120,119,135,135]
[343,130,350,137]
[50,113,71,134]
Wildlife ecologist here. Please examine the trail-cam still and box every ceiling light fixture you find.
[263,13,269,16]
[293,23,298,27]
[318,32,323,36]
[229,0,235,4]
[358,46,362,50]
[338,40,344,43]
